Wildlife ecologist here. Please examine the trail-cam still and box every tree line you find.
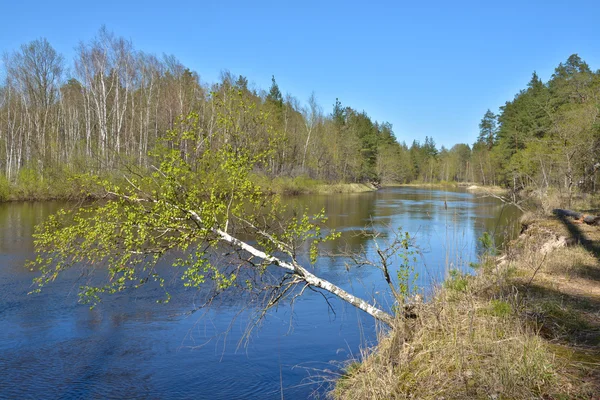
[472,54,600,200]
[2,28,597,199]
[0,27,423,198]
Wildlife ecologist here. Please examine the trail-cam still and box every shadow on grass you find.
[571,263,600,282]
[556,215,600,260]
[512,280,600,392]
[515,282,600,347]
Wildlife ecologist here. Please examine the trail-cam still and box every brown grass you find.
[464,184,508,196]
[315,183,378,193]
[334,212,600,399]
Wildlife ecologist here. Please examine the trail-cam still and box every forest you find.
[473,54,600,202]
[1,28,599,200]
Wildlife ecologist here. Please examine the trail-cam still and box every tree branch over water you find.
[28,105,399,328]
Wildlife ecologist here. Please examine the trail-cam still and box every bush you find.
[16,167,42,199]
[444,269,469,293]
[0,175,11,201]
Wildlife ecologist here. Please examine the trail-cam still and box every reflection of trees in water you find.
[1,190,521,316]
[473,202,521,251]
[0,187,526,399]
[282,192,378,250]
[284,188,521,292]
[0,202,66,254]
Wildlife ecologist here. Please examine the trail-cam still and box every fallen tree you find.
[29,106,409,329]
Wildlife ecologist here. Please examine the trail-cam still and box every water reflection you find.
[0,187,520,399]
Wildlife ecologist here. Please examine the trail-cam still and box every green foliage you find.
[478,109,498,150]
[337,362,362,390]
[4,34,599,201]
[16,167,41,199]
[266,75,283,108]
[0,175,10,201]
[488,299,512,317]
[470,231,497,270]
[28,99,341,309]
[1,31,423,199]
[478,231,495,256]
[475,54,600,193]
[444,269,469,293]
[395,231,418,300]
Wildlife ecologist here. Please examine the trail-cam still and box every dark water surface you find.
[0,187,520,399]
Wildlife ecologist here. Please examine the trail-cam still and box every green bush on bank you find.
[1,165,100,201]
[0,174,10,201]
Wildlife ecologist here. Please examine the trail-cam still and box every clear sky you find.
[1,0,599,148]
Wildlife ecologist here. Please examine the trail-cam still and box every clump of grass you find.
[316,182,377,194]
[250,174,377,195]
[465,184,508,195]
[543,246,597,277]
[443,268,469,293]
[334,255,597,399]
[488,299,513,317]
[334,275,566,399]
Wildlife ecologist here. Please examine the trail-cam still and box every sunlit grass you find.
[334,210,600,399]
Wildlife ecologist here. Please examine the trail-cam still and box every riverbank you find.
[0,173,379,202]
[252,175,378,195]
[1,172,512,202]
[335,211,600,399]
[388,181,509,195]
[463,183,507,195]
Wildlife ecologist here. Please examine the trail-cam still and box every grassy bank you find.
[389,181,509,196]
[463,184,508,195]
[0,172,379,203]
[0,168,96,202]
[389,181,459,189]
[334,210,600,399]
[251,174,378,195]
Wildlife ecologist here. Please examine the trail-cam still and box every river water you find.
[0,187,520,399]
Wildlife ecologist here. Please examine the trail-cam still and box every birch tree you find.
[74,27,134,169]
[3,38,64,172]
[302,92,321,172]
[29,98,399,327]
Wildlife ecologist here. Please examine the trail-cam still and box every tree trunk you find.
[186,209,396,326]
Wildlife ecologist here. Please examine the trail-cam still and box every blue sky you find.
[1,0,599,148]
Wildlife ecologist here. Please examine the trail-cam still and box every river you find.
[0,187,520,399]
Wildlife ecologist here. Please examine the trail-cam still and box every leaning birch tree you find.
[29,92,397,327]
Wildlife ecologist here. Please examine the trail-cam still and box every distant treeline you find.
[0,27,407,198]
[1,27,598,200]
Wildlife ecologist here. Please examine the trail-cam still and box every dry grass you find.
[335,277,568,399]
[391,182,459,189]
[250,174,378,195]
[522,187,600,214]
[334,212,600,399]
[314,182,378,194]
[509,215,600,348]
[464,185,508,196]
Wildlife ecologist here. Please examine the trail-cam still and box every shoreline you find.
[0,181,516,203]
[0,177,380,203]
[384,182,509,196]
[334,211,600,398]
